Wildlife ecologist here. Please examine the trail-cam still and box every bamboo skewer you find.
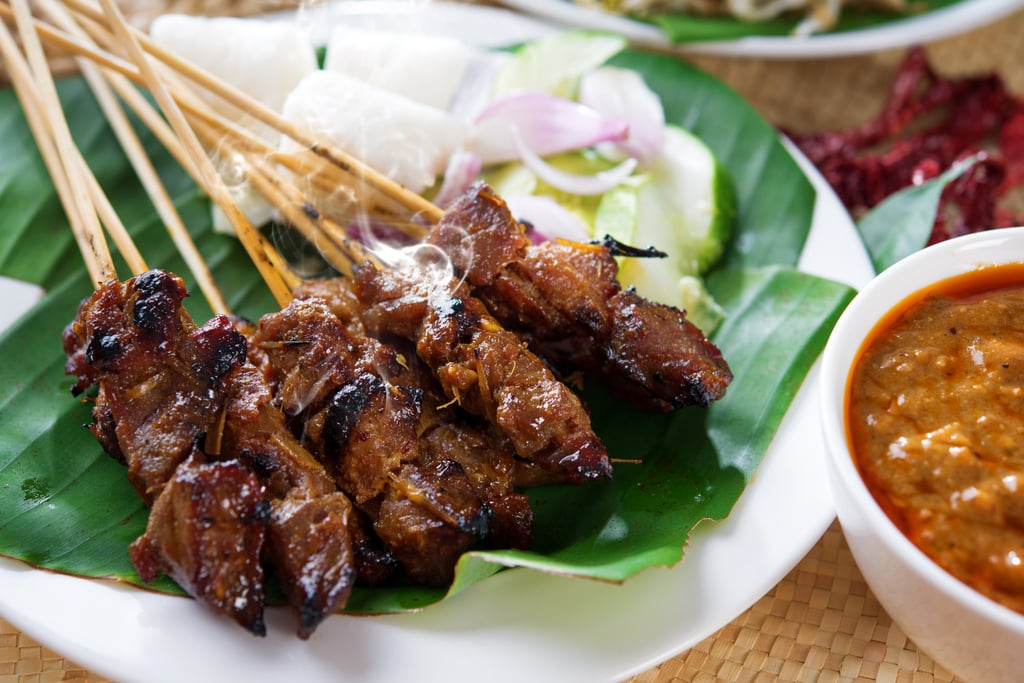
[92,7,431,237]
[0,22,100,281]
[53,6,404,277]
[24,3,306,294]
[92,0,293,307]
[186,101,429,241]
[0,0,299,302]
[10,0,146,280]
[63,0,445,225]
[213,136,361,280]
[88,38,307,293]
[0,0,439,236]
[1,0,117,286]
[0,0,297,302]
[38,0,230,315]
[102,58,384,279]
[1,0,449,305]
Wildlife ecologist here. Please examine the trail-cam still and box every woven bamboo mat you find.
[2,2,1023,682]
[625,522,960,683]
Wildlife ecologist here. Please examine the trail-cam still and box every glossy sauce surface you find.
[848,263,1024,614]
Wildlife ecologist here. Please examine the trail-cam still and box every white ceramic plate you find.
[0,4,874,682]
[491,0,1024,57]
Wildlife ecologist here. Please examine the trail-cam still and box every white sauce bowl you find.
[820,226,1024,683]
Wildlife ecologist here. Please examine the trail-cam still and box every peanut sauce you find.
[848,263,1024,614]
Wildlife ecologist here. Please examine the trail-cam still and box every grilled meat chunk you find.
[129,452,269,636]
[293,276,371,342]
[247,299,361,417]
[418,420,532,550]
[251,295,492,586]
[320,373,420,503]
[375,465,480,586]
[346,505,402,586]
[64,270,356,638]
[221,363,356,639]
[298,278,534,549]
[429,184,733,412]
[62,270,246,502]
[354,263,613,484]
[325,375,482,586]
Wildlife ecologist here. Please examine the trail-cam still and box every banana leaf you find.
[0,49,854,613]
[857,156,977,274]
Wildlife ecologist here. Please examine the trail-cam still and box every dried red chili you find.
[787,47,1024,244]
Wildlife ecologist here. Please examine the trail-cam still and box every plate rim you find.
[489,0,1024,58]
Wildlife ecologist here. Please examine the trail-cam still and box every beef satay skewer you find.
[80,60,612,483]
[5,3,349,636]
[16,1,729,417]
[6,3,272,633]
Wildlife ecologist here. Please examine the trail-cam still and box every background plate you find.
[491,0,1024,57]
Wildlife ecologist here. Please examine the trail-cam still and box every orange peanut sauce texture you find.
[847,263,1024,614]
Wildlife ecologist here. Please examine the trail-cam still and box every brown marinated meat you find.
[220,363,356,639]
[318,373,419,504]
[294,277,371,341]
[316,278,534,548]
[345,503,402,586]
[251,294,499,586]
[62,270,247,502]
[129,452,269,635]
[354,262,613,484]
[247,297,361,417]
[430,184,733,412]
[322,373,483,586]
[418,419,532,550]
[64,270,356,639]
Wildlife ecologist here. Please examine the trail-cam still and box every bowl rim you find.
[820,226,1024,633]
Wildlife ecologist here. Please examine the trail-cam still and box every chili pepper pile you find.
[787,47,1024,244]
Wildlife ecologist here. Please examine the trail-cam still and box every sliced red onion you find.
[433,150,483,208]
[579,67,665,165]
[470,90,629,165]
[505,194,591,244]
[515,131,638,196]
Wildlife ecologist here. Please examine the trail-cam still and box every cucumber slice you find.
[620,126,735,283]
[615,125,735,332]
[648,124,736,275]
[677,275,726,333]
[481,162,538,199]
[492,31,626,99]
[594,182,641,248]
[483,154,645,247]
